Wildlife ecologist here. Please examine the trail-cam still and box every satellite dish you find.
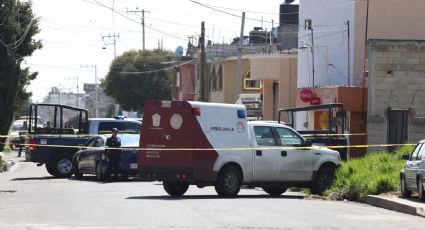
[175,46,184,57]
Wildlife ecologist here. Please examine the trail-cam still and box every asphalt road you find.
[1,155,425,230]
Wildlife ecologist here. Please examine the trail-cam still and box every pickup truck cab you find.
[139,100,341,197]
[25,103,142,178]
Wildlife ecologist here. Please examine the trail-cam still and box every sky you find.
[24,0,293,102]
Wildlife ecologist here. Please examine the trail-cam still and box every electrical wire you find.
[85,0,187,41]
[192,0,355,16]
[112,59,196,75]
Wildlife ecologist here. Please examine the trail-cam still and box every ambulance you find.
[139,100,341,197]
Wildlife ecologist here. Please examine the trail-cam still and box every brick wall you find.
[368,40,425,148]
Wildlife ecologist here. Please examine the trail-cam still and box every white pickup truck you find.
[139,100,341,197]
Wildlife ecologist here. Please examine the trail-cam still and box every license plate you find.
[130,163,138,169]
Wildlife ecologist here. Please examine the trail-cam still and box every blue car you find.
[72,134,139,181]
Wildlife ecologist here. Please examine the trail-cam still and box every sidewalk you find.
[365,194,425,217]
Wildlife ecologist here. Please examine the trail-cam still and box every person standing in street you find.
[106,128,122,178]
[17,121,28,157]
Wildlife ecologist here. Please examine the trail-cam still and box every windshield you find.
[11,123,23,131]
[117,134,140,147]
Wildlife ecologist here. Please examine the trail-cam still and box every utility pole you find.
[127,8,150,51]
[346,20,350,86]
[102,33,119,58]
[81,65,98,117]
[310,27,315,87]
[200,21,206,101]
[234,12,246,102]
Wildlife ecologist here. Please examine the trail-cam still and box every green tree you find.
[103,50,174,112]
[0,0,41,139]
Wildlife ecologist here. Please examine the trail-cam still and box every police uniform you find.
[106,130,122,177]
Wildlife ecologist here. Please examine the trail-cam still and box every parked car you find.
[401,140,425,201]
[73,134,140,181]
[7,120,27,149]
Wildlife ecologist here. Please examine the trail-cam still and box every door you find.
[387,109,408,152]
[252,126,281,181]
[78,138,97,172]
[405,143,423,189]
[276,127,314,181]
[87,137,105,172]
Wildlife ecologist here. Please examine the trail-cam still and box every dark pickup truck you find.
[25,103,142,178]
[278,103,348,160]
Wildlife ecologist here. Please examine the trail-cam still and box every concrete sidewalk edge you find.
[365,195,425,218]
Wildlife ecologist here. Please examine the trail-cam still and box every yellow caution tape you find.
[15,142,416,151]
[0,133,367,138]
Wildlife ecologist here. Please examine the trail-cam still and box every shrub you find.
[324,145,413,201]
[0,154,6,172]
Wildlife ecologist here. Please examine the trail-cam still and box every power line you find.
[83,0,187,41]
[112,59,196,75]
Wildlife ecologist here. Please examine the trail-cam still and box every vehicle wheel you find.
[262,186,288,196]
[418,177,425,201]
[96,162,107,181]
[400,175,411,198]
[51,155,73,178]
[312,166,335,195]
[121,173,129,181]
[163,181,189,196]
[73,160,83,179]
[214,165,242,198]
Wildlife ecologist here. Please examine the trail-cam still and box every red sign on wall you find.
[299,88,313,103]
[310,96,321,105]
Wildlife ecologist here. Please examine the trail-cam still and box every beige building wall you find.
[353,0,425,87]
[250,55,298,120]
[208,58,254,104]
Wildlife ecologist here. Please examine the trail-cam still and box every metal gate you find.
[387,109,408,152]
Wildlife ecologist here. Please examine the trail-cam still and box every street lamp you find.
[80,64,98,117]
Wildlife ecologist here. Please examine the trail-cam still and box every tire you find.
[51,155,73,178]
[262,186,288,196]
[400,175,411,198]
[312,166,335,195]
[214,165,242,198]
[121,173,129,181]
[95,162,106,181]
[418,177,425,201]
[163,181,189,196]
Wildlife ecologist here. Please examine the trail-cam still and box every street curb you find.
[365,195,425,218]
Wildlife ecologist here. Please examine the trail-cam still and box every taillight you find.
[30,138,37,151]
[192,107,201,116]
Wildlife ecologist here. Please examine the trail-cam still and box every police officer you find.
[106,128,122,178]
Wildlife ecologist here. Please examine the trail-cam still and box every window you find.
[242,69,261,90]
[254,126,276,146]
[210,66,216,91]
[276,127,302,146]
[85,138,97,147]
[410,143,422,161]
[304,19,312,30]
[416,143,425,161]
[217,65,223,91]
[92,138,105,147]
[98,121,141,134]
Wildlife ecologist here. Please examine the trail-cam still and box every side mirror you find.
[402,155,410,160]
[304,140,312,147]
